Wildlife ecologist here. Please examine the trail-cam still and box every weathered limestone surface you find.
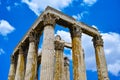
[70,24,86,80]
[40,13,58,80]
[8,6,110,80]
[13,6,99,56]
[54,36,65,80]
[93,36,109,80]
[25,31,39,80]
[64,57,70,80]
[82,49,87,80]
[8,55,15,80]
[15,46,25,80]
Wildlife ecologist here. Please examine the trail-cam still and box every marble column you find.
[14,45,25,80]
[24,30,39,80]
[54,36,65,80]
[40,13,59,80]
[64,57,70,80]
[8,55,15,80]
[82,49,87,80]
[70,24,86,80]
[93,36,109,80]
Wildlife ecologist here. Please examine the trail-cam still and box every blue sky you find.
[0,0,120,80]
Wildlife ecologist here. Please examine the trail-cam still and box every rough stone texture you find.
[8,55,15,80]
[70,24,86,80]
[15,46,25,80]
[64,57,70,80]
[40,14,57,80]
[82,49,87,80]
[93,36,109,80]
[54,40,65,80]
[24,31,38,80]
[9,6,110,80]
[13,6,99,56]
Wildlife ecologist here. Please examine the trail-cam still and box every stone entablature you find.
[13,6,99,55]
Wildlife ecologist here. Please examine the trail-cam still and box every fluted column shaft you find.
[64,57,70,80]
[54,39,65,80]
[70,24,86,80]
[82,49,87,80]
[15,46,25,80]
[25,30,39,80]
[8,55,15,80]
[93,36,109,80]
[40,13,59,80]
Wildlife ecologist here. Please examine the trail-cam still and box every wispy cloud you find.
[73,0,97,21]
[81,0,97,6]
[92,25,98,30]
[56,30,120,76]
[72,14,82,21]
[0,48,5,55]
[72,11,88,21]
[22,0,73,15]
[0,20,15,36]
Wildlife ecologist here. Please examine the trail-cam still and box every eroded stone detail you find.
[54,37,65,80]
[40,15,56,80]
[8,7,110,80]
[93,35,103,47]
[8,55,15,80]
[24,31,39,80]
[15,45,25,80]
[70,26,86,80]
[93,36,109,80]
[29,30,40,46]
[70,24,82,38]
[55,41,64,50]
[42,13,59,26]
[64,57,70,80]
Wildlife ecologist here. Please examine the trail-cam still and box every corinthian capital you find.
[92,35,103,47]
[55,40,65,50]
[28,30,40,44]
[42,13,59,26]
[18,45,25,54]
[70,24,82,38]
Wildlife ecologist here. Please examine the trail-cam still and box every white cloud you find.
[81,0,97,6]
[56,30,120,76]
[56,30,71,43]
[108,61,120,76]
[0,48,5,55]
[0,20,15,36]
[76,0,97,20]
[22,0,73,15]
[92,25,98,30]
[72,14,82,21]
[72,11,88,21]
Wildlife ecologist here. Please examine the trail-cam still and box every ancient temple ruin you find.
[8,6,109,80]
